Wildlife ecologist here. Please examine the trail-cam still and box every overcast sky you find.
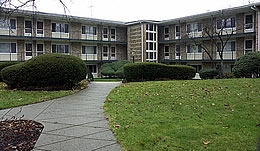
[31,0,260,22]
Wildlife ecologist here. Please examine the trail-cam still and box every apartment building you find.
[0,3,260,77]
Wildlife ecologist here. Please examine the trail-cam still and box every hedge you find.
[233,52,260,78]
[101,60,130,78]
[0,62,20,82]
[1,53,87,90]
[199,69,218,79]
[124,62,196,82]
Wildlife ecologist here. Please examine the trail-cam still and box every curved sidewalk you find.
[0,82,122,151]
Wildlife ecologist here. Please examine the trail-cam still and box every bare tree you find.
[188,13,238,78]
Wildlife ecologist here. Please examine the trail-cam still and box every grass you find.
[104,78,260,151]
[0,82,78,110]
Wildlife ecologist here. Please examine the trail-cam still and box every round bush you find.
[0,62,20,82]
[199,69,218,79]
[233,52,260,78]
[124,62,196,82]
[1,53,87,90]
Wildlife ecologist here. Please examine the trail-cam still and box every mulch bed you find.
[0,120,44,151]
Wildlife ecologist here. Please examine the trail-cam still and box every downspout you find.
[140,22,144,62]
[251,5,260,51]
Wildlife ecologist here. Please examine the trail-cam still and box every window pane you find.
[82,46,86,54]
[246,15,253,24]
[11,43,16,53]
[0,43,10,53]
[25,21,32,28]
[82,26,86,34]
[52,23,56,32]
[245,40,253,49]
[10,19,16,29]
[52,45,56,53]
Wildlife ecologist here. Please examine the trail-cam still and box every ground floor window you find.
[82,45,97,54]
[87,65,97,73]
[0,43,16,53]
[164,45,169,59]
[52,44,69,54]
[36,44,44,56]
[244,39,253,54]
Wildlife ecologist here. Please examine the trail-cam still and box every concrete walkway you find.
[0,82,122,151]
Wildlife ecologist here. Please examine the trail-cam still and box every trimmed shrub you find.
[199,69,218,79]
[101,60,130,78]
[233,52,260,78]
[0,62,20,82]
[124,62,196,82]
[1,53,87,90]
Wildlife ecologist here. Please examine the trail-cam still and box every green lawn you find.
[0,82,77,110]
[104,79,260,151]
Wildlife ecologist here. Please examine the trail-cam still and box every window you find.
[187,23,202,33]
[37,21,43,34]
[103,46,108,57]
[52,23,69,33]
[111,28,116,40]
[187,44,202,53]
[164,27,169,39]
[82,46,97,54]
[245,14,253,31]
[175,45,180,57]
[245,40,253,54]
[164,46,169,59]
[146,24,156,31]
[217,17,236,29]
[146,52,156,61]
[82,26,97,35]
[111,46,116,58]
[36,44,44,56]
[217,41,236,52]
[175,25,180,38]
[0,18,16,30]
[0,43,16,53]
[52,44,70,54]
[25,20,32,33]
[25,43,32,56]
[103,28,108,39]
[87,65,97,73]
[146,42,156,50]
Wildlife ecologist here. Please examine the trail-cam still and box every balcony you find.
[0,53,18,61]
[216,52,236,60]
[187,53,202,60]
[81,54,98,60]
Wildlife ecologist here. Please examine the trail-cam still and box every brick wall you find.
[70,22,81,39]
[44,19,51,38]
[127,24,143,62]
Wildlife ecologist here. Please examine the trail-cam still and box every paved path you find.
[0,82,122,151]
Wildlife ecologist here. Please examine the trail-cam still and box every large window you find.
[0,43,16,53]
[164,27,169,39]
[111,46,116,59]
[87,65,97,73]
[36,44,44,56]
[175,25,180,39]
[187,23,202,33]
[25,20,32,34]
[37,21,43,35]
[217,17,236,29]
[82,46,97,54]
[245,40,253,54]
[82,26,97,35]
[52,23,69,33]
[103,46,108,57]
[217,41,236,52]
[175,45,180,58]
[111,28,116,40]
[52,44,70,54]
[187,44,202,53]
[103,28,108,39]
[164,45,169,59]
[0,18,16,30]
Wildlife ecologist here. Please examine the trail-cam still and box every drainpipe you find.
[251,5,260,51]
[139,22,144,62]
